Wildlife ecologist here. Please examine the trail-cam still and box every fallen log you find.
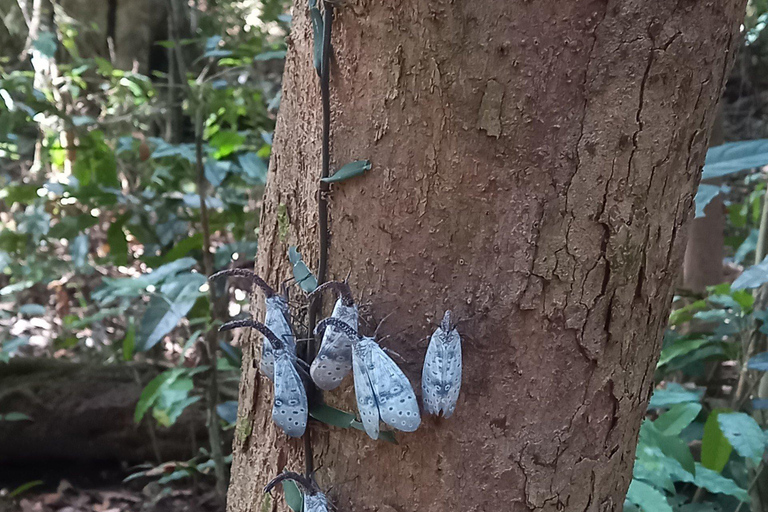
[0,359,213,465]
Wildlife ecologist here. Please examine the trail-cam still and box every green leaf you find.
[321,160,372,183]
[701,409,733,473]
[254,50,287,61]
[71,233,90,269]
[654,403,702,437]
[676,463,750,501]
[625,480,672,512]
[668,300,707,326]
[694,184,721,218]
[717,412,766,465]
[732,255,768,290]
[18,304,46,316]
[735,229,759,264]
[217,401,238,425]
[310,7,323,75]
[145,258,198,284]
[8,480,44,498]
[640,420,696,475]
[702,139,768,180]
[33,31,57,57]
[283,479,303,512]
[287,247,317,292]
[1,412,32,421]
[209,131,245,159]
[649,383,702,409]
[122,321,135,361]
[747,351,768,371]
[310,404,355,428]
[135,370,178,423]
[238,153,268,184]
[135,273,206,352]
[107,216,129,266]
[657,338,711,367]
[163,234,204,263]
[205,160,231,187]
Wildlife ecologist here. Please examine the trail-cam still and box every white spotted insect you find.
[220,320,307,437]
[210,269,296,380]
[306,281,358,390]
[421,310,462,418]
[315,317,421,439]
[264,472,331,512]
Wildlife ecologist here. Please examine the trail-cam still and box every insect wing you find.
[422,325,462,417]
[310,299,357,390]
[265,296,296,354]
[304,493,330,512]
[272,352,308,437]
[260,336,276,381]
[370,342,420,432]
[352,340,380,439]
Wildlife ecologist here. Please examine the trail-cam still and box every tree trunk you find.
[228,1,746,511]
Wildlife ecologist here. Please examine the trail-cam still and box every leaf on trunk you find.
[321,160,372,183]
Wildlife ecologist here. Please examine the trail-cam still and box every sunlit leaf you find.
[136,273,206,352]
[701,409,733,473]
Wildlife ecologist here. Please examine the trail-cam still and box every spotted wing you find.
[352,340,380,440]
[272,352,308,437]
[260,336,276,381]
[304,493,330,512]
[422,325,462,417]
[369,341,421,432]
[310,299,357,390]
[265,296,296,354]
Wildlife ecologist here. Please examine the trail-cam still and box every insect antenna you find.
[314,317,359,340]
[220,319,284,350]
[264,471,317,495]
[209,269,276,298]
[373,311,395,338]
[307,281,354,307]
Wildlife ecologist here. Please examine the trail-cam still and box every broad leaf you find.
[657,338,711,367]
[654,403,702,437]
[732,255,768,290]
[625,480,672,512]
[702,139,768,180]
[717,412,766,465]
[694,184,721,218]
[701,409,733,473]
[676,463,749,501]
[649,383,702,409]
[747,351,768,371]
[283,479,303,512]
[135,273,206,352]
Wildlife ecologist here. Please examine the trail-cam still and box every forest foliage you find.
[2,1,768,511]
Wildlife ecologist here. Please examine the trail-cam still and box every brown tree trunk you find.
[228,1,746,511]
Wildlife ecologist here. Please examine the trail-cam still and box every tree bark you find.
[228,1,746,511]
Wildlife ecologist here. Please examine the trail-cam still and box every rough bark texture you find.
[229,1,746,510]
